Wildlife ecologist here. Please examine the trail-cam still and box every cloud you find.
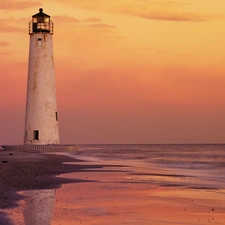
[126,11,216,22]
[0,24,24,33]
[0,41,10,47]
[53,15,80,23]
[52,14,116,35]
[51,0,222,22]
[0,19,26,33]
[118,1,220,22]
[87,23,116,29]
[0,0,39,10]
[119,1,221,22]
[0,52,9,55]
[53,16,104,24]
[82,17,102,23]
[0,18,28,33]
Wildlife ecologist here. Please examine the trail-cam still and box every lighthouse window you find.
[33,130,39,140]
[55,111,58,121]
[37,17,44,23]
[38,38,42,46]
[44,17,50,23]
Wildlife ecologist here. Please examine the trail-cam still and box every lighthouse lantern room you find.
[29,8,53,34]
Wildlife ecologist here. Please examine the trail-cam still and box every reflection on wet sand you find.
[6,189,56,225]
[4,166,225,225]
[24,189,55,225]
[16,158,225,225]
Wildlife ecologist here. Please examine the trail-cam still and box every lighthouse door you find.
[33,130,39,140]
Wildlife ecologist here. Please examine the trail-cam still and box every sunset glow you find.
[1,0,225,144]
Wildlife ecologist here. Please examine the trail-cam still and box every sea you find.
[72,144,225,190]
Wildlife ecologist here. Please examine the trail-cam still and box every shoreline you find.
[1,149,225,225]
[0,150,79,224]
[0,150,115,224]
[0,149,127,225]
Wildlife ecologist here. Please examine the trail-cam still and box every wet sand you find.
[0,149,119,224]
[1,149,225,225]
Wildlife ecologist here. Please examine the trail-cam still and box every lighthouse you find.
[24,8,59,145]
[2,9,77,152]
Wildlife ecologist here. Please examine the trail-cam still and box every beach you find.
[0,145,225,225]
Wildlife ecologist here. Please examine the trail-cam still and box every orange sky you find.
[1,0,225,144]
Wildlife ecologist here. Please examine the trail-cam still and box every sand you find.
[0,149,225,225]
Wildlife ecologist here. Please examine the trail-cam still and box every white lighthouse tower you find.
[24,8,59,145]
[2,9,77,152]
